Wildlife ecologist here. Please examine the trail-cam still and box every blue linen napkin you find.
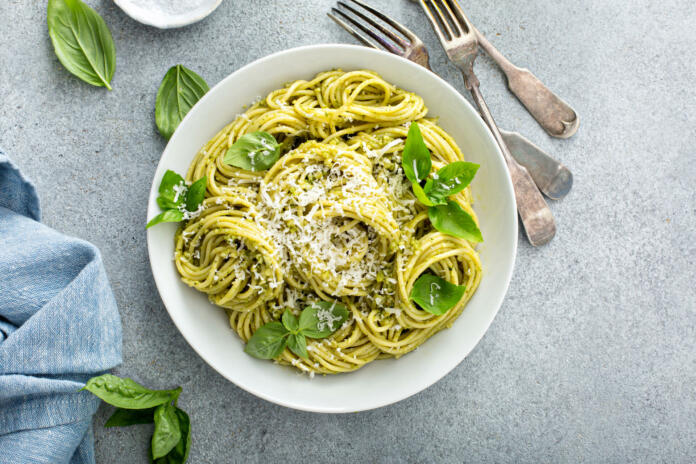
[0,152,122,464]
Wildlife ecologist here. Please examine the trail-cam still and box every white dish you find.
[147,44,517,413]
[114,0,222,29]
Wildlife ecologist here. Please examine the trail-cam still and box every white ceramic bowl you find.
[147,44,517,413]
[114,0,223,29]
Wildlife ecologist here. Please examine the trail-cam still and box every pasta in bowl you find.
[147,45,516,412]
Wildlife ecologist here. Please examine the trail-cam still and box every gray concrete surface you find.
[2,0,695,462]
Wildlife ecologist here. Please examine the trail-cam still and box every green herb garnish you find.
[47,0,116,90]
[401,122,482,243]
[146,170,206,229]
[428,200,483,243]
[82,374,191,463]
[223,131,281,171]
[244,301,349,360]
[155,65,210,140]
[409,274,466,315]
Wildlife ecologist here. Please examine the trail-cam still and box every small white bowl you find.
[147,44,518,413]
[114,0,223,29]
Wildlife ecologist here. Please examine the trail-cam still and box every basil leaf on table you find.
[428,200,483,243]
[82,374,181,409]
[410,274,466,315]
[244,321,289,359]
[223,131,281,171]
[152,404,182,459]
[105,407,155,427]
[154,408,191,464]
[185,176,207,212]
[401,122,432,183]
[425,161,480,202]
[287,333,308,359]
[155,65,210,140]
[146,209,184,229]
[47,0,116,89]
[298,301,349,339]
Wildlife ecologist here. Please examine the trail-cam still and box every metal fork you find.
[328,0,572,201]
[329,0,557,245]
[418,0,556,246]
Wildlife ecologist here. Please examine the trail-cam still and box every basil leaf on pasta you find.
[152,404,181,459]
[401,122,432,183]
[298,301,349,339]
[155,65,210,140]
[410,274,466,315]
[425,161,479,202]
[185,176,206,212]
[104,407,155,428]
[287,333,309,359]
[412,182,438,206]
[159,170,186,204]
[47,0,116,89]
[146,209,184,229]
[244,322,289,359]
[82,374,181,409]
[223,131,280,171]
[282,310,300,333]
[428,200,483,243]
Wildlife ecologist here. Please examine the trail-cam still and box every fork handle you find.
[465,74,556,246]
[473,27,579,139]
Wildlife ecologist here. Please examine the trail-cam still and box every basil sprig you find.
[47,0,116,90]
[82,374,191,463]
[401,122,483,243]
[409,274,466,315]
[223,131,281,171]
[245,301,349,360]
[147,170,206,229]
[155,65,210,140]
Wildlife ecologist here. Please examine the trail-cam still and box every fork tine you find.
[330,7,402,55]
[328,11,380,50]
[348,0,419,42]
[338,1,409,49]
[418,0,452,46]
[435,0,465,35]
[443,0,472,32]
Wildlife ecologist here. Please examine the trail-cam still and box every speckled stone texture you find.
[1,0,695,462]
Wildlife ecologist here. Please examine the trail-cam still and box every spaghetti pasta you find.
[174,70,482,375]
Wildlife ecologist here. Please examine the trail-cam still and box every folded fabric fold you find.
[0,151,123,464]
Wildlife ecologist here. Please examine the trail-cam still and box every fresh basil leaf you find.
[298,301,349,339]
[223,131,280,171]
[425,161,480,201]
[82,374,181,409]
[146,209,184,229]
[152,404,181,459]
[411,182,436,206]
[158,170,186,204]
[287,333,308,359]
[401,122,432,183]
[244,321,289,359]
[156,65,210,140]
[409,273,466,315]
[282,310,299,333]
[185,176,206,212]
[428,200,483,243]
[105,407,155,428]
[47,0,116,89]
[157,197,179,210]
[154,408,191,464]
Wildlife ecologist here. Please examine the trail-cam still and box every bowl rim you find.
[146,43,517,412]
[113,0,223,29]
